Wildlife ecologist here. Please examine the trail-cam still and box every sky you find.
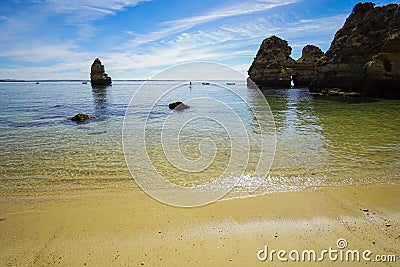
[0,0,398,80]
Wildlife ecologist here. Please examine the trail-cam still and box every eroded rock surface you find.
[293,45,324,87]
[248,2,400,99]
[90,58,112,86]
[248,36,295,88]
[311,2,400,98]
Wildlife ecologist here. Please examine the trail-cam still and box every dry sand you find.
[0,183,399,266]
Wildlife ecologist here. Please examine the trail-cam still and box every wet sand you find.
[0,184,399,266]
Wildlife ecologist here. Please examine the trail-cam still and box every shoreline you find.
[1,183,399,266]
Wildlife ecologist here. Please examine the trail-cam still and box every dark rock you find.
[248,36,295,88]
[249,3,400,99]
[292,45,324,87]
[90,58,112,86]
[248,36,324,88]
[71,113,94,122]
[169,102,190,111]
[311,2,400,98]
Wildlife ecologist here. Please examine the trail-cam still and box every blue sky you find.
[0,0,397,80]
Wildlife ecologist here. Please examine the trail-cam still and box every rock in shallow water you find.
[311,88,360,97]
[71,113,94,122]
[168,102,190,111]
[90,58,112,86]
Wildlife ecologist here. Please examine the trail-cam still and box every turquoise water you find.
[0,81,399,197]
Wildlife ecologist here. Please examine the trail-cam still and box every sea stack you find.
[248,37,324,88]
[90,58,112,86]
[248,36,295,88]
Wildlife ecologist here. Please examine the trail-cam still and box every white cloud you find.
[0,43,79,62]
[117,14,347,73]
[42,0,151,38]
[125,0,299,47]
[44,0,150,20]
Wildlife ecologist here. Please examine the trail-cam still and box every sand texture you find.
[0,184,399,266]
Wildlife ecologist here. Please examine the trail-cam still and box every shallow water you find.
[0,81,399,198]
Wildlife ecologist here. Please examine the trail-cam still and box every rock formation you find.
[248,2,400,99]
[310,2,400,98]
[292,45,324,87]
[248,36,296,88]
[248,36,324,88]
[71,113,95,123]
[90,58,112,86]
[169,102,190,111]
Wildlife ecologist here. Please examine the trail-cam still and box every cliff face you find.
[248,37,324,88]
[311,2,400,98]
[248,36,324,88]
[292,45,324,87]
[248,36,295,88]
[90,58,112,86]
[249,2,400,99]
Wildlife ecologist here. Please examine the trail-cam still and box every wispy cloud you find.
[0,43,79,62]
[44,0,150,20]
[117,14,347,71]
[0,0,150,76]
[0,0,150,42]
[125,0,299,47]
[43,0,151,38]
[90,12,346,80]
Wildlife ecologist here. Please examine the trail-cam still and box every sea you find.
[0,80,399,200]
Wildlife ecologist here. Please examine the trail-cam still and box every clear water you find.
[0,81,399,197]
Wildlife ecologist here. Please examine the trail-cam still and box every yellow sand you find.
[0,184,399,266]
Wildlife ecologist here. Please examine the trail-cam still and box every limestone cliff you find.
[292,45,324,87]
[90,58,112,86]
[248,36,295,88]
[249,2,400,99]
[248,36,323,88]
[311,2,400,98]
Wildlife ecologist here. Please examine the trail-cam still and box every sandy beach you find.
[0,183,398,266]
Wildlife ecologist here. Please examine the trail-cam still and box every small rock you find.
[141,262,145,265]
[71,113,93,122]
[385,223,391,227]
[362,209,368,212]
[169,102,190,111]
